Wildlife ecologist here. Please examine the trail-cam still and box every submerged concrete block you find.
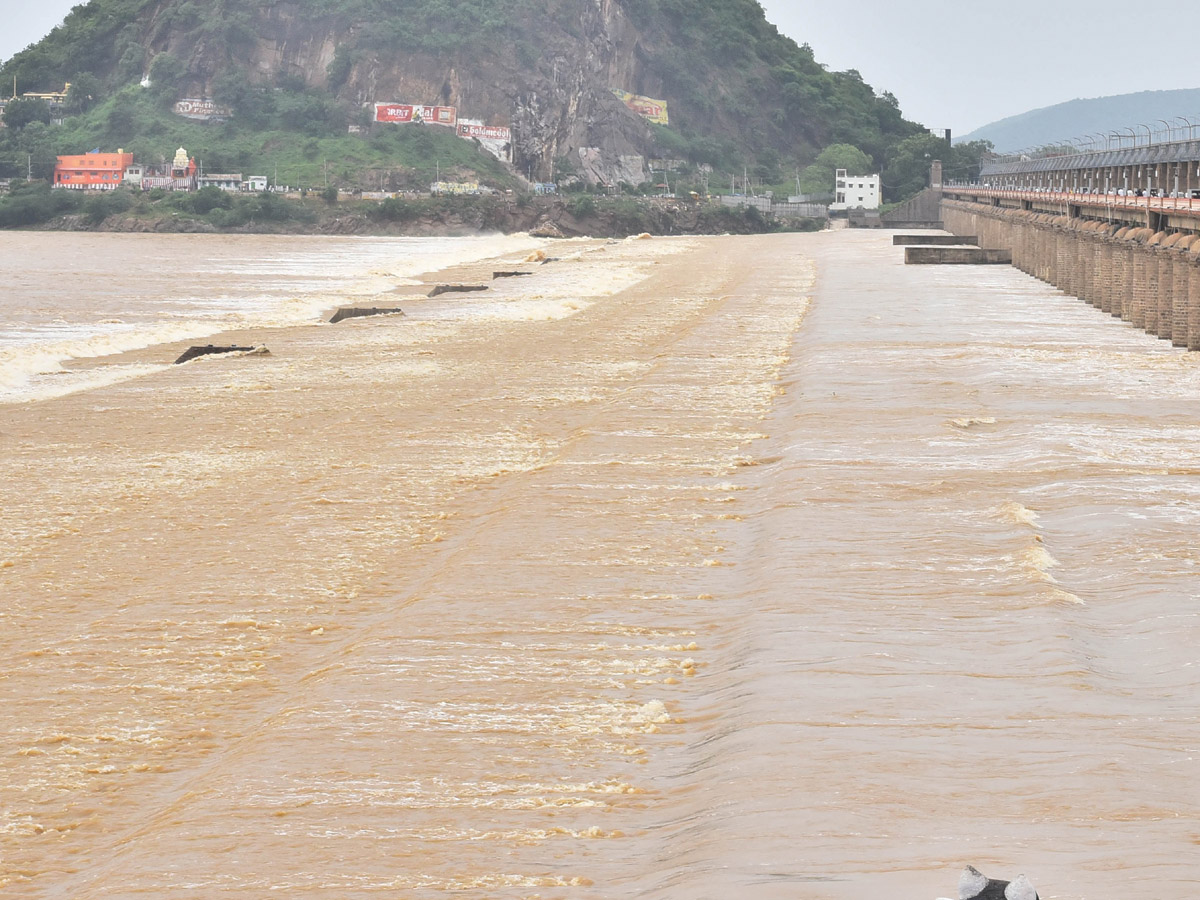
[174,345,261,365]
[428,284,489,297]
[905,247,1012,265]
[328,307,405,324]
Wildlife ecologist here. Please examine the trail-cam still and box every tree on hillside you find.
[945,139,995,184]
[147,52,185,103]
[65,73,102,116]
[799,143,872,195]
[2,97,52,130]
[3,121,58,179]
[883,134,995,202]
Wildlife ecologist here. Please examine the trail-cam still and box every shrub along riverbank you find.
[0,181,823,237]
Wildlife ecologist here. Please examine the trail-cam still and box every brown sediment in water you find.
[2,231,1199,899]
[0,232,811,896]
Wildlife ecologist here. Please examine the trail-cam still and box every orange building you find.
[54,150,135,190]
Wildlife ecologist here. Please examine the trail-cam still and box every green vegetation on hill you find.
[799,144,873,196]
[0,176,824,237]
[3,0,578,93]
[883,132,993,197]
[620,0,920,166]
[2,85,518,189]
[1,0,950,202]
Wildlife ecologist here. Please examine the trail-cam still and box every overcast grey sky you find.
[4,0,1198,133]
[759,0,1200,133]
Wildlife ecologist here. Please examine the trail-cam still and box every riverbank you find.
[0,183,823,238]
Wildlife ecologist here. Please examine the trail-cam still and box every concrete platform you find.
[905,247,1012,265]
[893,234,979,246]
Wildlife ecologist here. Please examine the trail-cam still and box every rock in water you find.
[957,866,1039,900]
[530,221,565,239]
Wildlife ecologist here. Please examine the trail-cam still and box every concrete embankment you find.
[942,200,1200,350]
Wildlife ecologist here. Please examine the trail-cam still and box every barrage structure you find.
[933,141,1200,350]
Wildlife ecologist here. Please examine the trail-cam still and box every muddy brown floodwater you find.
[0,231,1197,899]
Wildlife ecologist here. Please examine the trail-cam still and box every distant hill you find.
[959,88,1200,153]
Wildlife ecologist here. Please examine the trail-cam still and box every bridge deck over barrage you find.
[953,140,1200,231]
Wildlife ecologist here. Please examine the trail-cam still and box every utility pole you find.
[28,154,33,180]
[324,159,328,188]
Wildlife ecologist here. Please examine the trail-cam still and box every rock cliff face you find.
[159,0,658,184]
[3,0,924,187]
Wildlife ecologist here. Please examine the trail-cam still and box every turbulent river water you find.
[0,230,1196,899]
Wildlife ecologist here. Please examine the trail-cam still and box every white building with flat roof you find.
[831,168,880,211]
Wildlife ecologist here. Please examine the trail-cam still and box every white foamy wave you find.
[369,234,548,285]
[0,294,339,403]
[0,233,552,404]
[0,363,168,405]
[998,501,1039,527]
[0,321,219,395]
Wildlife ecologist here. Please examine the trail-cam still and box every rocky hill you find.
[1,0,926,189]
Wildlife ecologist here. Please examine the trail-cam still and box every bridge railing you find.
[943,184,1200,217]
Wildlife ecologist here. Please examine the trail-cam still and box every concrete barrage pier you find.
[941,200,1200,349]
[936,141,1200,350]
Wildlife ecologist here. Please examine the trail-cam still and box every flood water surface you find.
[664,233,1200,900]
[0,230,1197,899]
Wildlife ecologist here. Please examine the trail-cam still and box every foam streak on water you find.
[0,231,544,402]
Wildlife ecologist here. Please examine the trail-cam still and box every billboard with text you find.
[457,122,511,143]
[174,99,231,121]
[374,103,458,126]
[431,181,480,195]
[456,120,512,162]
[612,89,669,126]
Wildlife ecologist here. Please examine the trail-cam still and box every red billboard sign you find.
[374,103,457,126]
